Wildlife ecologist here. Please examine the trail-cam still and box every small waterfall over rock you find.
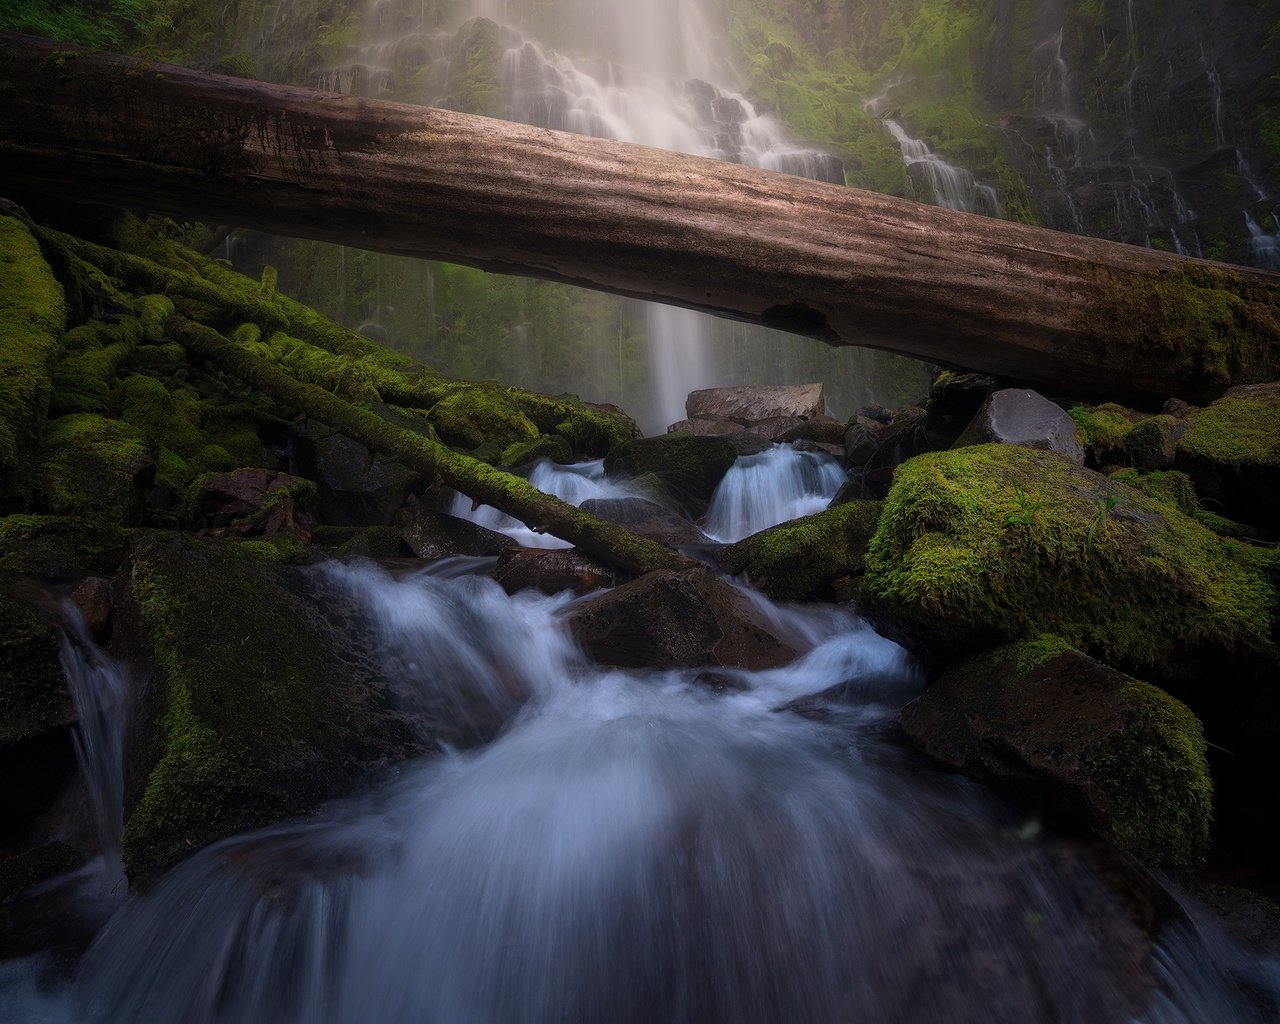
[703,443,846,543]
[1246,210,1280,269]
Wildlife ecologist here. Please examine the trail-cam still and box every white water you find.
[4,559,1273,1023]
[703,443,846,543]
[1246,210,1280,269]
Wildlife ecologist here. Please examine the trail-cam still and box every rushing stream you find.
[4,454,1280,1022]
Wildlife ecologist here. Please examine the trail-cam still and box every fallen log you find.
[2,32,1278,403]
[169,317,697,576]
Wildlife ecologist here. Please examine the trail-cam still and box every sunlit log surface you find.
[2,31,1278,402]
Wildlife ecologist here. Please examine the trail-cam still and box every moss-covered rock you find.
[428,385,540,451]
[862,444,1277,685]
[901,639,1212,866]
[115,534,427,878]
[0,216,66,511]
[1120,414,1184,471]
[1068,402,1141,467]
[500,434,573,469]
[49,316,143,416]
[1175,382,1280,528]
[34,413,156,523]
[719,500,883,602]
[0,514,127,577]
[603,433,739,518]
[0,592,70,747]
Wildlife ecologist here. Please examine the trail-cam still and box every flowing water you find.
[703,443,846,543]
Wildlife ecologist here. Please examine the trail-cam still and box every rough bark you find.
[169,317,696,575]
[2,32,1279,402]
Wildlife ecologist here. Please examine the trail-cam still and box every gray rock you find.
[394,501,517,560]
[665,416,741,436]
[844,415,886,465]
[686,383,825,424]
[956,389,1084,465]
[579,497,711,547]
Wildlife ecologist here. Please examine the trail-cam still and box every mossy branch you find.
[169,317,695,576]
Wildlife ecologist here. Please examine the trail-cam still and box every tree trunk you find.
[169,317,697,576]
[2,32,1278,403]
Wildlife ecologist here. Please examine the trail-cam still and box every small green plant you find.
[1086,495,1121,552]
[1005,483,1047,526]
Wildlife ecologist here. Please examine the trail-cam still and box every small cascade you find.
[58,606,130,873]
[878,116,1000,216]
[703,444,846,543]
[448,458,646,547]
[1245,211,1280,269]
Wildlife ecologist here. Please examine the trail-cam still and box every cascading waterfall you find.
[1245,210,1280,269]
[3,558,1271,1023]
[703,443,846,543]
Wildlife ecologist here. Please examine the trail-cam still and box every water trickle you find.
[1245,210,1280,269]
[703,443,846,543]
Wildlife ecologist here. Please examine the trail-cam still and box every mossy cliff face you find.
[116,533,424,879]
[861,444,1277,685]
[901,638,1212,866]
[0,217,66,512]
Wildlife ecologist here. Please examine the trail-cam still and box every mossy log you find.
[3,34,1279,403]
[169,317,696,575]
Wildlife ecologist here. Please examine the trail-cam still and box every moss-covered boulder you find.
[1175,382,1280,528]
[901,639,1211,866]
[719,500,883,602]
[0,514,127,578]
[603,434,739,518]
[568,568,798,670]
[1068,403,1143,468]
[862,445,1277,685]
[115,535,429,878]
[428,386,540,451]
[0,216,65,511]
[34,414,156,524]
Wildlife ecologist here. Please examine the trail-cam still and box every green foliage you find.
[0,0,166,49]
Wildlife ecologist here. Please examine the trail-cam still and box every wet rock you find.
[955,388,1084,465]
[1174,382,1280,528]
[568,568,798,670]
[718,501,882,602]
[493,548,617,596]
[859,406,930,498]
[69,576,112,641]
[843,415,886,466]
[666,416,742,436]
[686,383,825,424]
[1120,414,1187,470]
[190,468,316,538]
[854,403,894,425]
[295,423,423,526]
[776,415,847,446]
[580,497,711,548]
[724,432,772,456]
[603,434,738,518]
[394,500,517,560]
[901,640,1211,866]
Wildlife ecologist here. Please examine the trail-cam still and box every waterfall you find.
[703,443,846,543]
[1245,211,1280,269]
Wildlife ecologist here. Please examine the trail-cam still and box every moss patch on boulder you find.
[862,444,1277,683]
[719,500,883,602]
[34,414,154,523]
[0,216,66,511]
[0,592,70,747]
[428,386,540,451]
[0,514,127,577]
[1176,382,1280,527]
[901,639,1212,866]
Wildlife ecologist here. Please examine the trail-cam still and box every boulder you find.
[859,407,930,498]
[666,416,741,437]
[1068,402,1143,468]
[493,548,617,596]
[69,576,112,641]
[718,501,883,602]
[1120,414,1187,471]
[844,415,886,466]
[189,468,316,538]
[686,383,825,424]
[1175,382,1280,529]
[955,389,1084,466]
[777,415,847,446]
[427,386,539,451]
[579,497,711,548]
[862,444,1278,688]
[394,500,517,560]
[0,514,127,578]
[34,414,156,525]
[295,423,423,526]
[923,371,998,449]
[603,434,739,518]
[901,639,1211,866]
[113,535,434,879]
[568,568,798,670]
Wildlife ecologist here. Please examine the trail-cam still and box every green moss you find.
[1179,385,1280,471]
[0,593,69,746]
[110,374,205,457]
[429,386,540,451]
[501,434,572,469]
[1106,468,1200,515]
[35,413,153,521]
[0,843,82,903]
[0,216,66,510]
[0,513,127,576]
[120,534,345,876]
[719,500,884,601]
[863,444,1277,681]
[1069,403,1137,462]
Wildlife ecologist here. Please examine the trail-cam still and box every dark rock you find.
[603,434,738,518]
[859,407,930,498]
[191,468,316,538]
[924,371,999,448]
[901,640,1211,866]
[665,416,742,436]
[718,501,882,602]
[579,497,711,547]
[295,423,423,526]
[568,568,798,670]
[777,414,847,446]
[493,548,618,596]
[69,576,112,641]
[844,415,886,465]
[724,432,772,456]
[1162,397,1192,418]
[686,383,825,424]
[1121,415,1187,470]
[854,403,895,425]
[955,389,1084,465]
[394,500,517,560]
